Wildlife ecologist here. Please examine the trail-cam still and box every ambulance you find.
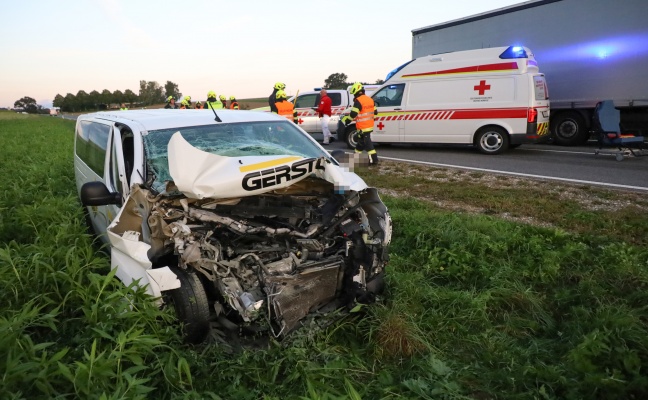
[339,46,550,154]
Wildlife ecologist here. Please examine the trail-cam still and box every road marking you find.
[519,148,595,155]
[380,156,648,192]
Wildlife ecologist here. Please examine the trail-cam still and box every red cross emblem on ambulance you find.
[474,80,491,95]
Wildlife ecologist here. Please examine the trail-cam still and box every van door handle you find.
[394,108,402,110]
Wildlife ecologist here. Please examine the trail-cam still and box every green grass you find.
[1,110,648,399]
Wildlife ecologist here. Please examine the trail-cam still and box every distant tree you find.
[14,96,38,113]
[323,73,349,89]
[112,89,124,105]
[101,89,113,107]
[63,93,76,112]
[53,94,64,109]
[164,80,182,101]
[76,90,90,111]
[123,89,138,106]
[375,79,385,85]
[89,90,101,109]
[139,80,165,106]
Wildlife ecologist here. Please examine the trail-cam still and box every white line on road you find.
[380,156,648,192]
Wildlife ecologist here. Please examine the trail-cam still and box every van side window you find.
[328,93,342,106]
[295,94,318,108]
[372,84,405,107]
[76,121,110,176]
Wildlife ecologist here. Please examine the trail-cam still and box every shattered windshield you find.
[143,120,329,193]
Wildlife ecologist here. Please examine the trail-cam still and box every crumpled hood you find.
[167,132,366,199]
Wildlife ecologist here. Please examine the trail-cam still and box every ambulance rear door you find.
[372,83,406,143]
[531,74,550,138]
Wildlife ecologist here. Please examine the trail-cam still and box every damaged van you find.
[74,109,392,344]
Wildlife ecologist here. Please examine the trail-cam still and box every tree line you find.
[52,80,182,112]
[15,73,383,114]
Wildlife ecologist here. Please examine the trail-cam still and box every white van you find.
[339,46,550,154]
[73,109,391,343]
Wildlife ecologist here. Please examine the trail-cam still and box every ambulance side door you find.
[372,83,405,143]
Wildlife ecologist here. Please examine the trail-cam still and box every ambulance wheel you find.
[344,126,359,149]
[476,126,509,155]
[551,112,588,146]
[166,267,211,344]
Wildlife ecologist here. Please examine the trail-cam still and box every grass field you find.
[1,111,648,399]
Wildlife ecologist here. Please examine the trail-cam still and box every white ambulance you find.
[339,46,550,154]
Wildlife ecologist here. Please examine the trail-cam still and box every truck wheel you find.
[475,126,509,154]
[166,267,211,344]
[551,112,588,146]
[345,126,359,149]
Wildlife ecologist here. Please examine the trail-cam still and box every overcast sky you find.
[1,0,525,108]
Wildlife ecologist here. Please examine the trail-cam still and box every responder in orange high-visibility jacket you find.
[273,90,298,124]
[229,96,239,110]
[341,82,379,165]
[269,82,285,113]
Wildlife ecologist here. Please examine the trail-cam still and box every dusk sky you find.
[1,0,525,108]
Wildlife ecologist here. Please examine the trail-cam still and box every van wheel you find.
[551,112,588,146]
[345,126,359,149]
[166,267,211,344]
[476,127,509,154]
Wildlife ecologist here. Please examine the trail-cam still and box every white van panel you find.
[407,77,518,107]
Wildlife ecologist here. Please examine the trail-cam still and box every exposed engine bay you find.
[110,177,392,339]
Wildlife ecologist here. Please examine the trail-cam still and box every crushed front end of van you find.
[105,129,392,344]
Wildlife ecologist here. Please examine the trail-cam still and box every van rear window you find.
[533,76,548,100]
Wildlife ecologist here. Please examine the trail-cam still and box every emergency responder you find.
[205,91,224,110]
[273,90,298,124]
[164,96,178,109]
[268,82,285,113]
[229,96,239,110]
[219,94,227,109]
[120,103,128,111]
[195,101,203,109]
[341,82,379,165]
[180,96,192,109]
[315,89,333,144]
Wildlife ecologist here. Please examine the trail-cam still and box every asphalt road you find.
[322,136,648,192]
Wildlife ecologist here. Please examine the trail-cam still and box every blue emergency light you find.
[499,46,528,59]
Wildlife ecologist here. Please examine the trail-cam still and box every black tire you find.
[345,126,359,149]
[475,126,509,154]
[551,112,588,146]
[166,267,211,344]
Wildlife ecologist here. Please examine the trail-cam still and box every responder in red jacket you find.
[341,82,378,165]
[315,89,333,144]
[273,90,298,124]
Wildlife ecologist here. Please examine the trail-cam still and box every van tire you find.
[344,126,359,149]
[166,267,211,344]
[551,112,588,146]
[475,126,509,154]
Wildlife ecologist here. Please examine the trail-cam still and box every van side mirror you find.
[80,182,122,206]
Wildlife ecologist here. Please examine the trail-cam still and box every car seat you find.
[593,100,647,161]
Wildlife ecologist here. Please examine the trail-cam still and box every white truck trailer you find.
[411,0,648,145]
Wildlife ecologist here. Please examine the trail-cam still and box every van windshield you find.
[143,121,328,193]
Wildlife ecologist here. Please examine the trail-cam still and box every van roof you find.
[78,109,283,132]
[387,46,538,82]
